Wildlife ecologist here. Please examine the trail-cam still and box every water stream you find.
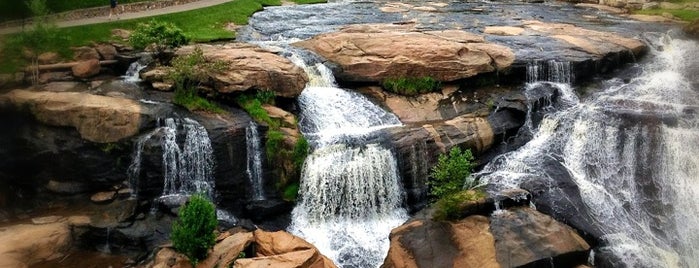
[287,57,408,267]
[245,122,265,201]
[127,118,216,200]
[477,34,699,267]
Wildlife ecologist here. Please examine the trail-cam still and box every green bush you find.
[292,137,309,171]
[433,189,487,221]
[382,77,441,96]
[282,182,300,201]
[429,147,476,198]
[171,194,218,265]
[129,20,189,52]
[236,93,280,128]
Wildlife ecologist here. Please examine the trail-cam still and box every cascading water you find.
[477,34,699,267]
[122,61,147,83]
[288,56,408,267]
[127,118,216,199]
[526,60,573,84]
[245,122,265,200]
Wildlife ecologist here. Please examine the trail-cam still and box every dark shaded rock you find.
[46,180,89,194]
[245,199,294,222]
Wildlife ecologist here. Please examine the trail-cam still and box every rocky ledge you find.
[294,23,515,83]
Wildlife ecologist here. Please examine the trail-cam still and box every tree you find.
[429,147,476,198]
[171,194,218,265]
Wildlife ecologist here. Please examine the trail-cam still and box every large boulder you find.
[175,44,308,98]
[383,217,498,268]
[148,230,335,268]
[0,89,151,143]
[383,208,591,268]
[294,23,515,83]
[491,207,591,267]
[71,59,101,78]
[234,229,337,268]
[0,221,72,268]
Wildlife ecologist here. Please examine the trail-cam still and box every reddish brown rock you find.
[72,46,100,61]
[0,222,72,268]
[234,229,337,268]
[38,52,60,64]
[90,191,116,203]
[522,20,646,56]
[0,89,147,143]
[490,207,591,267]
[382,216,498,268]
[175,44,308,98]
[95,44,118,60]
[294,23,514,83]
[71,59,101,78]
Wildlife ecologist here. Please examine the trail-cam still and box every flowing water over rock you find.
[128,118,216,200]
[245,122,265,201]
[122,61,147,83]
[288,57,408,267]
[476,34,699,267]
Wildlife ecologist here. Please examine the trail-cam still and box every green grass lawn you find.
[1,0,149,22]
[1,0,330,73]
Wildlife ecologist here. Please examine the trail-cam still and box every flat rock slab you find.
[294,23,515,83]
[175,44,308,98]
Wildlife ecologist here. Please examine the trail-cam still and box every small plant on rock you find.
[168,46,226,113]
[382,76,441,96]
[429,147,486,220]
[171,194,218,266]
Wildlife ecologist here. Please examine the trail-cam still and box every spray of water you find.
[478,34,699,267]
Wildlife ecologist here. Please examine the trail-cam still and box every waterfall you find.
[127,118,216,199]
[477,35,699,267]
[289,56,408,267]
[245,122,265,200]
[527,60,573,84]
[122,61,147,83]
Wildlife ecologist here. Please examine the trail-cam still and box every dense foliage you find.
[382,76,441,96]
[168,46,226,113]
[171,194,218,265]
[129,20,189,52]
[429,147,487,220]
[429,147,476,198]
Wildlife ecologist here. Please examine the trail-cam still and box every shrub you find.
[235,93,281,128]
[429,147,476,198]
[282,182,300,201]
[168,46,226,113]
[292,136,309,171]
[433,189,487,221]
[382,76,441,96]
[129,20,189,53]
[171,194,218,265]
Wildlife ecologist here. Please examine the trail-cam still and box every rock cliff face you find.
[294,23,515,83]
